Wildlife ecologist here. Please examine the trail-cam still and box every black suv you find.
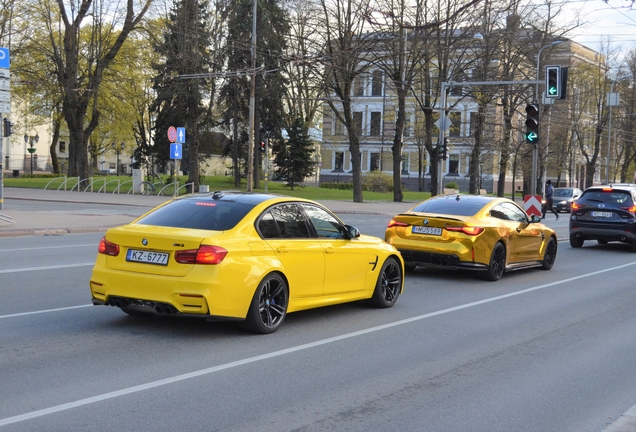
[569,184,636,251]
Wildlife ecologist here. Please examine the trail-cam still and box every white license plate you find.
[412,226,442,235]
[126,249,170,265]
[591,211,613,218]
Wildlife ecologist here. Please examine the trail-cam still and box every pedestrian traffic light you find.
[259,141,265,152]
[3,117,12,137]
[525,103,540,144]
[545,66,561,99]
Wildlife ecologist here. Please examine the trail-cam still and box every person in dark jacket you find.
[542,179,559,220]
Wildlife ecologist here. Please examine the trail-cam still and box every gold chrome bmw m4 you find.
[384,194,557,281]
[90,191,404,333]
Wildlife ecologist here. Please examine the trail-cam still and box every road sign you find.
[167,126,177,143]
[0,91,9,103]
[0,48,9,69]
[0,69,9,79]
[176,127,186,143]
[170,143,182,159]
[435,115,450,132]
[0,102,10,113]
[524,195,542,217]
[0,78,8,91]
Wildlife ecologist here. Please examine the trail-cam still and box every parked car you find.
[569,184,636,251]
[553,187,583,213]
[384,195,557,281]
[98,169,116,175]
[90,192,404,333]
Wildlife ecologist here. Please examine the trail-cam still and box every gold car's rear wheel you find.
[541,237,558,270]
[241,273,288,334]
[480,242,506,281]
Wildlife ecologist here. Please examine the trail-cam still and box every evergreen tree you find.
[219,0,290,188]
[273,118,315,190]
[151,0,213,190]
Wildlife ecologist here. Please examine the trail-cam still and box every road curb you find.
[603,404,636,432]
[0,226,111,237]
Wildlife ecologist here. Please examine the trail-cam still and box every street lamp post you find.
[112,142,124,175]
[606,75,631,184]
[23,132,40,175]
[533,40,563,195]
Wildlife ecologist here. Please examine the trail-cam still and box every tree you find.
[151,0,214,191]
[273,118,315,190]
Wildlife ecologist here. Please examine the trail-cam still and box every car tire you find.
[480,242,506,281]
[369,257,402,308]
[631,242,636,253]
[541,237,558,270]
[570,235,584,248]
[241,273,288,334]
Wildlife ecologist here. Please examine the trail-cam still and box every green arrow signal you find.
[526,131,538,143]
[548,86,557,95]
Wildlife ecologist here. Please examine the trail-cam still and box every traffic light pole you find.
[437,79,541,196]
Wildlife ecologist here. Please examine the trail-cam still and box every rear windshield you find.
[579,190,634,206]
[136,199,255,231]
[411,196,490,216]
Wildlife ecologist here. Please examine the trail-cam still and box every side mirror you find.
[345,225,360,239]
[530,215,542,223]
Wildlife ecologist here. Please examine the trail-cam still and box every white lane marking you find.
[0,263,94,274]
[0,305,92,319]
[1,261,635,427]
[0,244,95,253]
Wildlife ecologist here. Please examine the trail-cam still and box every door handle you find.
[324,247,336,254]
[516,228,521,233]
[276,246,289,253]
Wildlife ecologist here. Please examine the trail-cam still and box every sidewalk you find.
[0,187,415,237]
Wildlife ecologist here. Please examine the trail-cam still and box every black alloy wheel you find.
[370,257,402,308]
[480,242,506,281]
[570,234,584,248]
[242,273,288,334]
[541,237,558,270]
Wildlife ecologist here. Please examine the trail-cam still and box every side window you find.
[301,204,346,239]
[502,203,529,222]
[270,204,311,238]
[490,204,509,221]
[258,211,281,239]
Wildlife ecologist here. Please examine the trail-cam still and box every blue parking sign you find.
[176,127,186,143]
[170,143,182,160]
[0,48,9,69]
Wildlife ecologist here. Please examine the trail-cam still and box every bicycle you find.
[138,174,176,196]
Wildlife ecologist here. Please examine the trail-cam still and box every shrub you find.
[362,170,392,192]
[445,181,458,189]
[320,182,353,190]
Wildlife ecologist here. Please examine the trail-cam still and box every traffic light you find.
[442,138,448,160]
[525,103,540,144]
[3,117,12,137]
[259,141,265,152]
[545,65,561,99]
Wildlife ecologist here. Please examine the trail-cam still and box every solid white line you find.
[0,244,95,253]
[0,305,92,320]
[1,260,635,427]
[0,263,94,274]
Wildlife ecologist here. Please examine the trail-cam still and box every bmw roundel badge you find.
[142,238,148,246]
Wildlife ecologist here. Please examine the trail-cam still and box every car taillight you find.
[445,226,484,236]
[621,205,636,212]
[571,202,581,210]
[97,237,120,256]
[174,245,228,265]
[387,219,409,228]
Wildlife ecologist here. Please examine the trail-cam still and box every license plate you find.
[591,211,613,218]
[126,249,170,265]
[412,226,442,235]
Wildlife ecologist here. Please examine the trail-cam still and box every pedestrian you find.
[542,179,559,220]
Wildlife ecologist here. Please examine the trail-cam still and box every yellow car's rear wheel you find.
[241,273,288,334]
[480,242,506,281]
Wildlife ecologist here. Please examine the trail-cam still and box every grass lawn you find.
[3,174,432,203]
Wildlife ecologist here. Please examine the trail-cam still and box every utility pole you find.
[246,0,257,192]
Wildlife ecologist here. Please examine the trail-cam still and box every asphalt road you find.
[2,205,636,431]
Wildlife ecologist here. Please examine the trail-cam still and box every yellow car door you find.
[501,202,544,261]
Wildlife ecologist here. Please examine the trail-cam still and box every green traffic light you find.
[525,132,538,143]
[548,86,558,95]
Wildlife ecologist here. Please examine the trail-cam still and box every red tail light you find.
[571,202,581,210]
[621,205,636,212]
[175,245,228,265]
[387,219,409,228]
[98,237,120,256]
[445,226,485,236]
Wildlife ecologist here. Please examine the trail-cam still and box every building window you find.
[333,110,344,136]
[449,112,461,137]
[370,112,382,136]
[404,112,412,137]
[370,152,380,171]
[401,153,410,173]
[372,70,383,96]
[353,77,364,96]
[449,154,459,175]
[59,141,66,153]
[353,112,363,136]
[469,112,478,137]
[334,152,344,171]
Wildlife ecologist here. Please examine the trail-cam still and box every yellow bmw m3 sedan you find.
[384,194,557,281]
[90,191,404,333]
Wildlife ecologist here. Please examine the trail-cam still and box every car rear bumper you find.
[569,225,636,243]
[398,249,487,271]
